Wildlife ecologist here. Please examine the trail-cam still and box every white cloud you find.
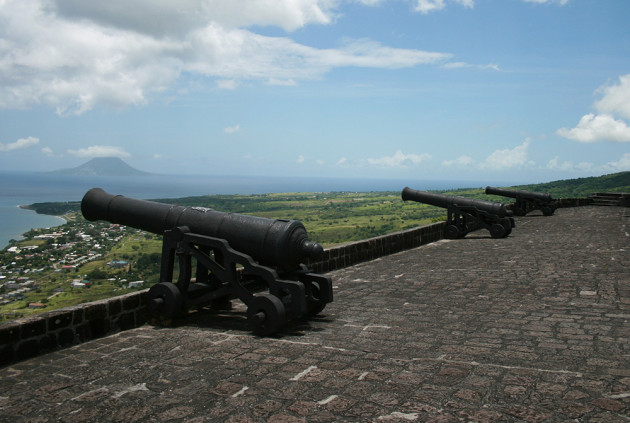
[367,149,432,167]
[52,0,336,35]
[217,80,239,90]
[558,74,630,143]
[415,0,566,14]
[546,157,574,172]
[605,153,630,172]
[442,62,500,71]
[442,155,474,167]
[296,155,305,164]
[546,157,593,172]
[67,145,131,159]
[316,159,325,165]
[336,157,347,165]
[557,114,630,143]
[415,0,447,14]
[41,146,54,156]
[0,0,450,115]
[480,139,533,170]
[223,124,241,134]
[268,78,298,86]
[594,74,630,120]
[523,0,569,5]
[0,136,40,152]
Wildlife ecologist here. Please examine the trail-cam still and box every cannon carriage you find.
[485,186,556,216]
[402,187,515,239]
[81,188,332,336]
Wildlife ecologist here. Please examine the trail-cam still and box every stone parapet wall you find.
[305,221,445,273]
[556,197,592,208]
[0,291,148,366]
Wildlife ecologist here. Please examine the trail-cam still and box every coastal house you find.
[107,260,129,269]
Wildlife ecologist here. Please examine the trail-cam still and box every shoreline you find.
[1,205,68,249]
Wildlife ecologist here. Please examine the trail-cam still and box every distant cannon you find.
[81,188,332,335]
[485,186,556,216]
[401,187,515,239]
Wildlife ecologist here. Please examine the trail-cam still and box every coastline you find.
[0,205,67,250]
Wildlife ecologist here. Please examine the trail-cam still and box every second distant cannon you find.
[485,186,556,216]
[402,187,515,239]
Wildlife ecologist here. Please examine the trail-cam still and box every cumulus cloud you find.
[0,136,40,152]
[67,145,131,159]
[557,114,630,143]
[415,0,562,14]
[442,155,474,167]
[558,74,630,143]
[546,157,593,172]
[223,124,241,134]
[480,139,533,170]
[523,0,569,5]
[367,150,432,167]
[336,157,348,165]
[0,0,450,115]
[594,74,630,120]
[217,80,239,90]
[605,153,630,172]
[296,155,305,164]
[41,147,55,156]
[414,0,474,14]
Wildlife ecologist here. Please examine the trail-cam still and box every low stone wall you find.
[1,199,594,367]
[306,221,445,273]
[0,291,148,366]
[556,197,592,208]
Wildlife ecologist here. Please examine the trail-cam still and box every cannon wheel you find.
[247,294,286,336]
[512,206,526,216]
[307,281,327,316]
[147,282,183,319]
[446,225,461,239]
[489,223,506,238]
[541,206,555,216]
[500,218,513,237]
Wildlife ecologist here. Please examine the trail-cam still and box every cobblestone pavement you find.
[1,206,629,422]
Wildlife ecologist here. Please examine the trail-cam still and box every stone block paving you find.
[1,206,629,422]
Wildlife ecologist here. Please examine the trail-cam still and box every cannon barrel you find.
[485,186,552,201]
[402,187,512,218]
[81,188,323,271]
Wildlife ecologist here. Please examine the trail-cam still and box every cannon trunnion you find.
[485,186,556,216]
[81,188,332,335]
[402,187,515,239]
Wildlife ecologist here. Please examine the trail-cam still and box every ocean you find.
[0,171,497,249]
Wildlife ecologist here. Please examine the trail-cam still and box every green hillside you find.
[513,171,630,198]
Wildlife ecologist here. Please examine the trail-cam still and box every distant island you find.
[47,157,153,177]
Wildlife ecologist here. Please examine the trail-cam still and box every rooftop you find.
[1,205,629,422]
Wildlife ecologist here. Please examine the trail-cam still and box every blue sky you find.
[1,0,629,184]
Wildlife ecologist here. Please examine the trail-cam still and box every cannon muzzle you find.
[81,188,322,271]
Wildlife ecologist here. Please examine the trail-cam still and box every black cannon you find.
[485,186,556,216]
[401,187,515,239]
[81,188,332,335]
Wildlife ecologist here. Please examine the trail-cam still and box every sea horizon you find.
[0,171,522,249]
